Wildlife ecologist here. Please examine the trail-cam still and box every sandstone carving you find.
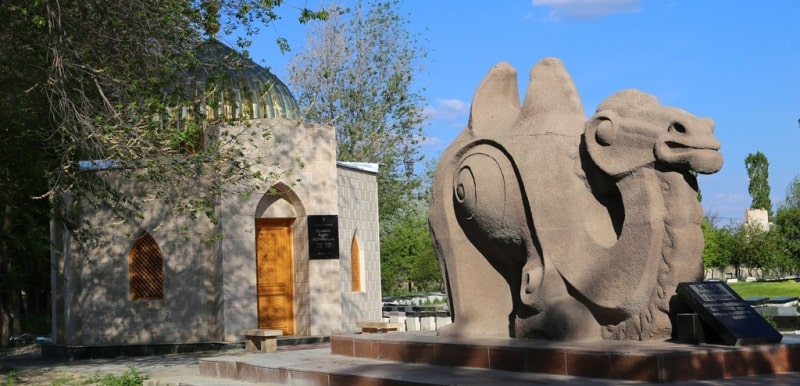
[429,58,723,341]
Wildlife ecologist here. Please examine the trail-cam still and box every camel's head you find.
[585,90,723,177]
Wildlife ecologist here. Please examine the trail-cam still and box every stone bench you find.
[356,321,404,333]
[241,329,283,352]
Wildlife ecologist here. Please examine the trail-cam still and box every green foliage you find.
[745,151,773,218]
[299,8,330,23]
[0,0,325,347]
[288,0,433,295]
[775,176,800,268]
[702,218,794,279]
[775,207,800,261]
[0,1,54,348]
[5,0,327,240]
[419,297,447,306]
[761,313,778,329]
[734,221,791,277]
[87,367,146,386]
[288,0,429,223]
[701,218,729,272]
[727,280,800,298]
[702,167,800,282]
[380,202,441,295]
[701,218,737,276]
[785,175,800,209]
[2,371,17,386]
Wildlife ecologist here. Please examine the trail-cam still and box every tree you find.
[745,151,773,218]
[785,175,800,209]
[0,0,326,347]
[0,1,57,348]
[775,206,800,269]
[725,220,789,278]
[775,176,800,269]
[701,218,729,277]
[704,175,800,280]
[287,0,428,222]
[42,1,326,235]
[379,158,441,294]
[379,202,440,294]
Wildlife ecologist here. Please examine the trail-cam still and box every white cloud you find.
[532,0,641,22]
[703,192,749,224]
[713,192,749,205]
[424,98,469,120]
[439,99,468,111]
[419,136,443,147]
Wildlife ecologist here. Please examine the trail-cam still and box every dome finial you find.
[202,0,220,39]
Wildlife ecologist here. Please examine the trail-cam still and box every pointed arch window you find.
[129,232,164,300]
[351,232,362,292]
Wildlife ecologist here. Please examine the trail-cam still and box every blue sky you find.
[242,0,800,224]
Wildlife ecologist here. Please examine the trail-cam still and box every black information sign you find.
[308,215,339,259]
[677,282,782,346]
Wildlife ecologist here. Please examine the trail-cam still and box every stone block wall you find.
[52,173,220,346]
[308,259,343,336]
[216,118,338,340]
[336,163,383,332]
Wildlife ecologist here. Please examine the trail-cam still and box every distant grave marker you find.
[677,282,782,346]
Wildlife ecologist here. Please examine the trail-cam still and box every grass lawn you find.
[726,279,800,299]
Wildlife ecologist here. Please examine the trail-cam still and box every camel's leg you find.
[516,261,602,340]
[435,232,515,338]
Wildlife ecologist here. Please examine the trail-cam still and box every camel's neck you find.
[556,167,667,311]
[598,167,703,257]
[655,169,704,229]
[602,168,668,305]
[543,154,705,316]
[602,168,705,339]
[650,169,705,284]
[620,168,705,285]
[597,167,704,303]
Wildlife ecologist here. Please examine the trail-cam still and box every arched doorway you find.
[254,183,306,335]
[255,218,295,334]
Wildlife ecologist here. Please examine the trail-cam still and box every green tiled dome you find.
[193,40,299,121]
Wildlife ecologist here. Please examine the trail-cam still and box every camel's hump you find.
[468,58,585,139]
[468,62,521,137]
[518,58,585,136]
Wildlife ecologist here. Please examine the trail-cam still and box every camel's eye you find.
[669,122,686,134]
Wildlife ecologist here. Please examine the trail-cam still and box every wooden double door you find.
[255,218,295,335]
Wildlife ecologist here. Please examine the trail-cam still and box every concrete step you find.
[199,348,646,385]
[197,334,800,385]
[144,376,264,386]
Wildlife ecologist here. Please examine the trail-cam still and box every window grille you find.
[129,233,164,300]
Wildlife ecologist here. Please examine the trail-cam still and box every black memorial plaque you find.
[677,281,782,346]
[308,215,339,259]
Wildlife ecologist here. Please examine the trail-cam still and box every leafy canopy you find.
[288,0,429,222]
[27,0,328,241]
[0,0,326,346]
[745,151,773,218]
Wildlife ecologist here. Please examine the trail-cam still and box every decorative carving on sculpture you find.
[429,58,723,341]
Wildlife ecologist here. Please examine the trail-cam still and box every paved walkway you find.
[0,342,327,385]
[1,345,258,385]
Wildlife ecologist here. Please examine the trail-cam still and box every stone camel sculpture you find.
[429,58,723,341]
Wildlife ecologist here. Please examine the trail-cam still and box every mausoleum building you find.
[49,40,382,351]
